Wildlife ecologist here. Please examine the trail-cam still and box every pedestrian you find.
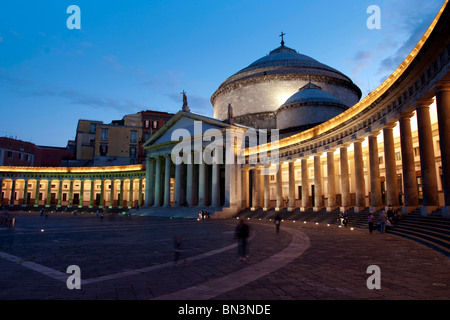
[234,219,250,261]
[379,209,387,234]
[368,212,374,233]
[45,210,48,219]
[173,235,183,266]
[274,212,281,233]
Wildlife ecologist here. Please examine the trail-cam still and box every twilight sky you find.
[0,0,445,147]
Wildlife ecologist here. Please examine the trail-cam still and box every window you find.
[152,120,158,129]
[130,131,137,143]
[414,147,420,157]
[101,128,109,141]
[100,144,108,156]
[395,152,401,161]
[144,120,150,128]
[7,151,12,159]
[130,146,137,158]
[90,123,97,134]
[378,156,383,164]
[270,175,275,181]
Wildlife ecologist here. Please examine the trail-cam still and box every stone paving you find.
[0,211,449,302]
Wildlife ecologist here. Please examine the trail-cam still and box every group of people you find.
[198,210,211,220]
[368,205,403,234]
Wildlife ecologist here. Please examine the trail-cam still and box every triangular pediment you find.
[143,111,246,149]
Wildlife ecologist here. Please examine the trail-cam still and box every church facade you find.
[1,2,450,219]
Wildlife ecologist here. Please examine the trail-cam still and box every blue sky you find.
[0,0,445,147]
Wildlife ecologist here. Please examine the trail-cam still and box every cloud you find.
[102,54,123,69]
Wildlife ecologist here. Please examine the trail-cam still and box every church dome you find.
[211,38,361,130]
[276,82,348,135]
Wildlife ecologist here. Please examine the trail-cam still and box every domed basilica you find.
[211,35,362,137]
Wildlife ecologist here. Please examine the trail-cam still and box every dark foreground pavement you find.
[0,211,448,314]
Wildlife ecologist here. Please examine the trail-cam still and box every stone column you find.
[138,178,143,207]
[128,179,134,208]
[263,167,270,211]
[383,124,400,208]
[354,139,365,212]
[9,179,16,206]
[0,178,3,205]
[242,168,250,209]
[174,162,182,207]
[435,82,450,217]
[57,180,63,207]
[100,180,105,208]
[340,146,350,212]
[118,179,124,208]
[211,148,220,208]
[163,155,171,207]
[224,149,236,208]
[301,158,310,210]
[89,180,95,208]
[22,179,28,206]
[416,99,439,215]
[34,179,40,207]
[251,168,260,210]
[154,157,162,207]
[109,179,114,208]
[45,179,52,207]
[368,132,382,212]
[313,155,323,211]
[68,180,74,207]
[79,180,85,208]
[327,151,336,211]
[288,161,295,211]
[198,152,207,207]
[145,157,154,207]
[399,112,418,214]
[186,153,194,207]
[275,163,283,211]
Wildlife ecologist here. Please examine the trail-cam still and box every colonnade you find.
[0,177,145,209]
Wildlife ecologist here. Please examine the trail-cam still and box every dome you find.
[276,82,348,135]
[232,45,348,81]
[279,82,347,110]
[211,40,362,130]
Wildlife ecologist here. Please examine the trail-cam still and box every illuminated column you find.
[117,179,123,208]
[0,178,3,205]
[198,151,207,207]
[174,162,182,207]
[263,167,270,211]
[399,112,418,213]
[57,180,63,207]
[100,179,105,208]
[109,179,114,208]
[368,132,382,212]
[275,163,283,211]
[186,153,194,207]
[242,168,250,209]
[435,82,450,217]
[224,143,237,209]
[128,179,134,208]
[34,179,40,207]
[145,157,154,207]
[211,149,220,208]
[327,151,336,211]
[9,179,16,206]
[383,124,399,207]
[313,155,323,211]
[138,178,143,207]
[154,157,162,207]
[251,168,260,210]
[46,179,52,207]
[288,161,295,211]
[301,158,310,210]
[416,99,439,215]
[22,179,28,206]
[79,180,84,208]
[89,180,94,208]
[68,179,74,207]
[163,155,171,207]
[354,139,365,212]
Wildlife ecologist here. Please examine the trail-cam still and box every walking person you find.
[234,219,250,261]
[274,212,281,233]
[368,212,374,233]
[379,209,387,234]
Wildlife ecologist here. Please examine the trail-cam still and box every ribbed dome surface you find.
[281,82,347,108]
[234,45,344,77]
